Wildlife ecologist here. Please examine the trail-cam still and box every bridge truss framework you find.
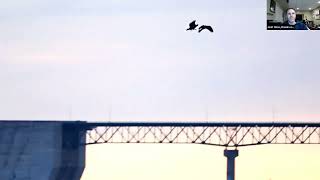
[85,122,320,147]
[84,122,320,180]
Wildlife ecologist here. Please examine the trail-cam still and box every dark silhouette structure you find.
[198,25,214,33]
[2,120,320,180]
[186,20,198,31]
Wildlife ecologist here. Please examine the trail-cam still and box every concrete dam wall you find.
[0,121,86,180]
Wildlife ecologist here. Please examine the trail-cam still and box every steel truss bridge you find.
[83,121,320,180]
[85,122,320,147]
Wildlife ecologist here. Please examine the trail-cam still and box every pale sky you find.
[1,0,320,179]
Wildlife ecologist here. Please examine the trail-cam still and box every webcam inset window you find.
[267,0,320,30]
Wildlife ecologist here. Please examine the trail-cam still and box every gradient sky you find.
[1,0,320,179]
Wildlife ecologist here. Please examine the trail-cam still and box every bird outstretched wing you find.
[206,26,213,32]
[198,25,213,33]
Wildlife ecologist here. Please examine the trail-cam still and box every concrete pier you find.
[224,149,238,180]
[0,121,86,180]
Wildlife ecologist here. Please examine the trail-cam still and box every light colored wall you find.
[298,9,320,25]
[267,0,287,22]
[298,11,313,20]
[274,1,284,22]
[313,8,320,25]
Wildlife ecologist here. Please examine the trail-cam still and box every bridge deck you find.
[1,121,320,147]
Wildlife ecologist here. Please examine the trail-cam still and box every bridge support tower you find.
[224,149,239,180]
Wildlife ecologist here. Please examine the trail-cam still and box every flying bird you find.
[186,20,198,31]
[198,25,214,33]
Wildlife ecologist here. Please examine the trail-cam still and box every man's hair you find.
[286,8,296,14]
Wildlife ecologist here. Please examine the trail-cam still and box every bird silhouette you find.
[198,25,214,33]
[186,20,198,31]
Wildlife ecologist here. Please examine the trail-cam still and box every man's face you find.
[287,9,296,23]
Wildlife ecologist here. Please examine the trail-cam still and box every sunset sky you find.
[1,0,320,179]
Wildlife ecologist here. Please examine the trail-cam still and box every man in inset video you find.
[283,8,309,30]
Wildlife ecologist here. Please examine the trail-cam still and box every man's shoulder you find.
[295,22,308,30]
[296,21,305,25]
